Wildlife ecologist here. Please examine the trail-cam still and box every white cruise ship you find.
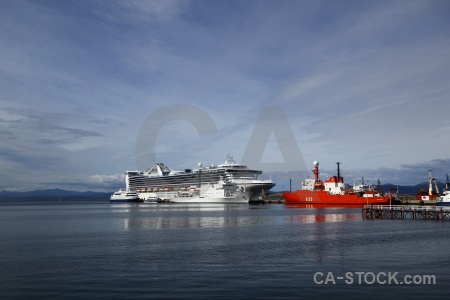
[125,154,275,203]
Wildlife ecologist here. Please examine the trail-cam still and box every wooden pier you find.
[362,205,450,221]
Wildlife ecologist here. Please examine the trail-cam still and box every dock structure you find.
[362,205,450,221]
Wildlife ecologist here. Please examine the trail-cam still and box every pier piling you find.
[362,205,450,221]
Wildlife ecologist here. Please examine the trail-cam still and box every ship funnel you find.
[313,161,320,181]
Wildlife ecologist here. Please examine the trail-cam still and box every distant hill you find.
[2,181,449,202]
[0,188,111,202]
[381,182,447,194]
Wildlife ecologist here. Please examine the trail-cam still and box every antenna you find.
[446,173,450,190]
[198,163,202,187]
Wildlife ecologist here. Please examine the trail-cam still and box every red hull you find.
[416,194,439,201]
[282,190,392,206]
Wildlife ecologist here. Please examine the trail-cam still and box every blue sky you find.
[1,0,450,191]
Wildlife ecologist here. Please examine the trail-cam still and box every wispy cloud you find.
[0,107,106,146]
[92,0,189,24]
[0,0,449,191]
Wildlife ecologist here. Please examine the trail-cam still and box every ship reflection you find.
[123,215,269,230]
[286,213,359,223]
[138,203,250,212]
[121,204,268,230]
[286,204,364,209]
[285,204,360,223]
[284,205,360,263]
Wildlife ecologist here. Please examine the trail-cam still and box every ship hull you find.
[416,195,439,201]
[135,181,275,204]
[138,190,250,204]
[242,182,276,200]
[282,190,392,205]
[110,198,139,203]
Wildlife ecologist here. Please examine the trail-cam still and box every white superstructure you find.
[110,189,140,202]
[125,154,275,203]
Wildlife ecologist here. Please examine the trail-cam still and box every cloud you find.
[89,174,125,188]
[266,4,450,169]
[0,107,106,146]
[92,0,189,24]
[0,0,449,191]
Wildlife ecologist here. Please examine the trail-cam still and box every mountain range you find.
[0,188,111,201]
[1,181,448,202]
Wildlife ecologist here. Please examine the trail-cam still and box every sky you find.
[1,0,450,192]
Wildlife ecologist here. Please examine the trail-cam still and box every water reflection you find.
[109,203,361,231]
[286,213,359,224]
[286,204,364,209]
[124,215,270,230]
[135,203,252,212]
[112,204,269,230]
[285,204,361,223]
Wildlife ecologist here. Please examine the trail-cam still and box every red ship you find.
[282,161,398,206]
[416,169,440,201]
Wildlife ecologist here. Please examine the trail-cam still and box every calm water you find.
[0,202,449,299]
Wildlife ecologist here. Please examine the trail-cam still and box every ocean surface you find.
[1,202,449,299]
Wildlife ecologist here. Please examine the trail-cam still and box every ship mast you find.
[428,169,434,195]
[378,178,384,196]
[446,174,450,191]
[336,162,341,188]
[198,163,203,188]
